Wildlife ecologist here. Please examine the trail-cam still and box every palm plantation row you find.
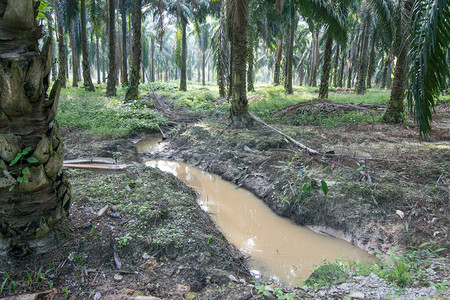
[0,0,448,257]
[49,0,449,132]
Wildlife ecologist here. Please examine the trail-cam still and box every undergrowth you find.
[57,87,166,136]
[305,242,448,291]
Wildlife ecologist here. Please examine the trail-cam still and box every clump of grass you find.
[342,242,448,288]
[57,87,166,137]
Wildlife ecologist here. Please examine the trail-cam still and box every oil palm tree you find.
[125,0,142,101]
[0,0,71,257]
[106,0,118,96]
[229,0,252,128]
[81,0,95,91]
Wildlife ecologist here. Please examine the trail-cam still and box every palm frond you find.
[407,0,450,135]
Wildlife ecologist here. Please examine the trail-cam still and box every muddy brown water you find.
[143,159,376,285]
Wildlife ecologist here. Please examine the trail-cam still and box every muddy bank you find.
[146,118,449,256]
[0,130,253,299]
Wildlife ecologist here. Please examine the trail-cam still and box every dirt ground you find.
[0,94,448,299]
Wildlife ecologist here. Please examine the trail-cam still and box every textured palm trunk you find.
[150,38,155,82]
[247,43,254,92]
[69,24,79,87]
[0,0,72,257]
[309,28,319,87]
[218,2,228,97]
[383,0,411,123]
[347,40,355,88]
[298,65,304,86]
[273,38,283,85]
[366,29,377,88]
[55,4,66,88]
[96,35,101,84]
[381,53,392,89]
[120,0,128,85]
[285,12,295,94]
[201,50,205,86]
[319,34,333,99]
[383,41,409,122]
[106,0,117,96]
[355,18,370,94]
[81,0,95,91]
[125,0,141,101]
[179,18,187,91]
[332,44,340,87]
[230,0,251,128]
[337,50,345,88]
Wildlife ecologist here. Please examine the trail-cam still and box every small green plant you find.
[356,162,367,172]
[252,280,271,298]
[1,272,17,293]
[7,147,39,191]
[297,182,312,202]
[274,288,296,300]
[116,233,133,247]
[321,180,328,195]
[61,286,69,300]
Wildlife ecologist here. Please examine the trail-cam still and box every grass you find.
[308,242,449,291]
[57,84,166,137]
[247,85,389,126]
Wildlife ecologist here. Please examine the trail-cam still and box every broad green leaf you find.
[22,147,32,155]
[8,186,14,192]
[22,167,30,175]
[321,180,328,196]
[9,154,22,166]
[23,177,29,183]
[27,157,39,163]
[17,177,24,183]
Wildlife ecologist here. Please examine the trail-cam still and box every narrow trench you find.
[136,135,376,286]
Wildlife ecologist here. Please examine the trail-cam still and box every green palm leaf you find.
[407,0,450,135]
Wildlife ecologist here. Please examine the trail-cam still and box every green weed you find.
[57,87,166,137]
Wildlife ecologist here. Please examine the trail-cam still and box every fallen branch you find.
[249,113,323,156]
[63,163,127,170]
[63,157,114,164]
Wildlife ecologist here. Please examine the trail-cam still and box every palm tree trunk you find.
[120,0,128,85]
[319,34,333,99]
[202,51,206,86]
[56,4,66,88]
[69,25,79,88]
[96,35,101,84]
[383,41,409,122]
[106,0,117,96]
[298,65,304,86]
[355,18,371,94]
[333,44,340,87]
[338,49,345,87]
[309,28,319,87]
[0,0,71,257]
[285,10,296,94]
[230,0,252,128]
[381,53,392,89]
[179,18,187,91]
[150,38,155,82]
[347,40,355,88]
[366,29,377,88]
[247,42,255,92]
[125,0,142,101]
[273,38,283,85]
[81,0,95,91]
